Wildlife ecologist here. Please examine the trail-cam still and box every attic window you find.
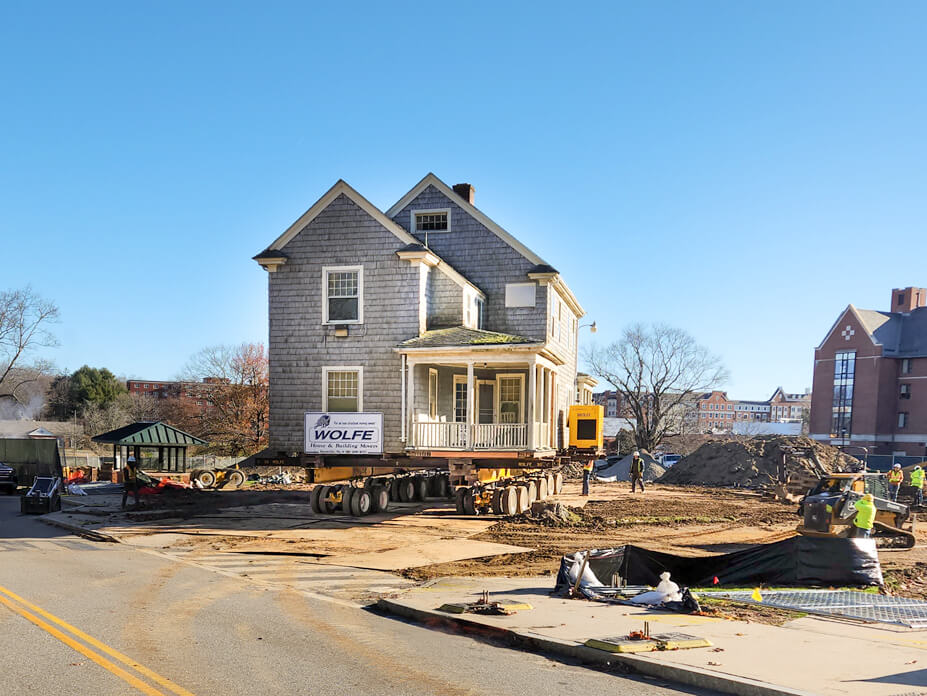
[414,210,449,233]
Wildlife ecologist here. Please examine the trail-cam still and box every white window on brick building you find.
[323,266,362,324]
[901,383,912,399]
[898,412,908,429]
[323,367,362,412]
[902,359,913,374]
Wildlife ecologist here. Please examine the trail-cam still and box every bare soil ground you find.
[401,481,927,588]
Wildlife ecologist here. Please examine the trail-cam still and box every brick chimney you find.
[452,183,475,205]
[891,286,927,312]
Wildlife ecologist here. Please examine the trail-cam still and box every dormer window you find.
[413,209,450,233]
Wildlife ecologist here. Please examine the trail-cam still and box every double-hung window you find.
[323,367,362,412]
[323,266,362,324]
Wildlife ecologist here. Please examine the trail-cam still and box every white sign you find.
[304,412,383,454]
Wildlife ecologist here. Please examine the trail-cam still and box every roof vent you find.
[452,183,475,205]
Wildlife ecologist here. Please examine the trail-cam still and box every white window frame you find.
[475,297,485,329]
[322,265,364,325]
[428,368,439,420]
[505,282,537,308]
[495,373,525,423]
[322,366,363,411]
[412,208,451,234]
[453,374,469,423]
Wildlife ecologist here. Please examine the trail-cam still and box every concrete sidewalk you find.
[377,576,927,696]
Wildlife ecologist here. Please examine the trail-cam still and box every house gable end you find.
[816,305,882,354]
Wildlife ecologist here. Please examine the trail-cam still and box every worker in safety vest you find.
[852,493,876,538]
[910,465,925,508]
[122,455,140,509]
[630,451,645,493]
[888,464,904,502]
[582,460,594,496]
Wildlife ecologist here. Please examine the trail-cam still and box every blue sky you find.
[2,1,925,399]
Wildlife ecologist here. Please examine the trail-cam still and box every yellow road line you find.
[0,584,195,696]
[0,594,166,696]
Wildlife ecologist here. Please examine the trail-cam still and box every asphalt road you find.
[0,496,718,696]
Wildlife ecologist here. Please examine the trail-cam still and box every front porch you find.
[400,353,564,453]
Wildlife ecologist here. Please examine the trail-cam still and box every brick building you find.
[592,389,623,418]
[810,286,927,456]
[126,378,228,409]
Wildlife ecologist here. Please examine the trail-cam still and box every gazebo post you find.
[158,446,164,472]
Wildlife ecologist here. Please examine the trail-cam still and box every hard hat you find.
[633,451,640,457]
[894,463,902,469]
[127,456,136,462]
[863,493,874,501]
[916,465,923,470]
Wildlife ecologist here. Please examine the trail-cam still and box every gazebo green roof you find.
[91,421,207,447]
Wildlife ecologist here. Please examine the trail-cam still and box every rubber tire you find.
[491,488,504,515]
[372,486,389,513]
[537,477,549,501]
[319,485,334,514]
[53,497,62,512]
[226,470,245,489]
[342,486,355,515]
[398,478,414,503]
[515,485,530,514]
[525,480,538,504]
[310,485,324,514]
[353,489,373,516]
[415,476,429,501]
[462,491,476,515]
[389,479,401,502]
[455,488,467,514]
[554,472,564,495]
[440,476,452,499]
[546,473,555,496]
[501,487,518,516]
[195,470,216,488]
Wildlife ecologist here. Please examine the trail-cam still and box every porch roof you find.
[398,326,542,350]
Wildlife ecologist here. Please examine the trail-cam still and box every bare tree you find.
[0,288,59,409]
[586,323,729,452]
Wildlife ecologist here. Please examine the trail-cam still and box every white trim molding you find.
[322,265,364,325]
[411,208,451,235]
[322,366,364,412]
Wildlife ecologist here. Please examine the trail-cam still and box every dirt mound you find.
[560,460,586,480]
[657,436,858,489]
[595,452,665,482]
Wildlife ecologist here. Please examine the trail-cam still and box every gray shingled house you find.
[254,174,587,461]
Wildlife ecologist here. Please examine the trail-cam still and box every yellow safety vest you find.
[853,499,876,530]
[888,470,903,485]
[910,468,925,488]
[584,461,594,472]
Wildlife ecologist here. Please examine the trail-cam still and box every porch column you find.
[406,360,416,447]
[527,357,536,450]
[466,361,475,448]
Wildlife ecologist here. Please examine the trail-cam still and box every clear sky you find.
[2,1,925,399]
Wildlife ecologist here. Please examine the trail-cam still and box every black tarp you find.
[555,537,883,593]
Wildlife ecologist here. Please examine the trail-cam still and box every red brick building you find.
[810,286,927,456]
[696,390,736,430]
[127,378,228,409]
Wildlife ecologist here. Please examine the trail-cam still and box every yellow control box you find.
[568,404,604,449]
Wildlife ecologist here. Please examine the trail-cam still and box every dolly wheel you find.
[515,486,529,514]
[525,480,538,504]
[491,488,504,515]
[310,485,323,514]
[554,472,564,495]
[195,470,216,488]
[454,488,467,514]
[501,487,518,516]
[372,486,389,513]
[342,486,355,515]
[353,489,373,516]
[536,477,549,501]
[462,491,476,515]
[226,470,245,489]
[399,478,415,503]
[415,477,429,501]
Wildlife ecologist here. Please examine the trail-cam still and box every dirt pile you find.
[560,460,586,480]
[594,452,665,482]
[528,501,582,526]
[657,436,858,489]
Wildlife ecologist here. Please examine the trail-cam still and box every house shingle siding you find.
[268,193,418,454]
[426,267,462,328]
[391,185,548,340]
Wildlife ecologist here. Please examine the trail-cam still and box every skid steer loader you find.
[797,472,916,549]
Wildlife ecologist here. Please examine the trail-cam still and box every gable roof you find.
[386,173,547,266]
[257,179,483,296]
[91,421,207,447]
[816,304,887,350]
[817,303,927,357]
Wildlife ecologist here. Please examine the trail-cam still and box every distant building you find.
[810,285,927,456]
[126,378,229,410]
[697,387,810,433]
[592,389,627,418]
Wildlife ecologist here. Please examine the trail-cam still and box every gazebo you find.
[92,421,207,473]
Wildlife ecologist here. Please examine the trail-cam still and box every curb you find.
[38,516,121,543]
[376,599,816,696]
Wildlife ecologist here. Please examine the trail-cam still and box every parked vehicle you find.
[0,462,18,494]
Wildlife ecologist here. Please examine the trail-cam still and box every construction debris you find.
[594,452,665,482]
[437,590,532,616]
[528,501,582,525]
[657,436,859,490]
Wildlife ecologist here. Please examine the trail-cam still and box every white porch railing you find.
[412,422,528,450]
